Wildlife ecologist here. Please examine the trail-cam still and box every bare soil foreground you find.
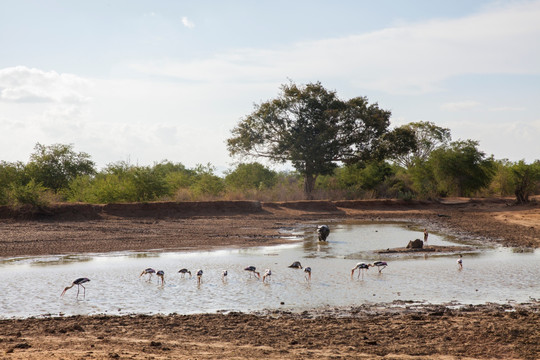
[1,198,540,359]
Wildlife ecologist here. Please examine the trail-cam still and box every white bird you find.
[351,263,370,279]
[244,266,260,279]
[61,278,90,298]
[262,269,272,282]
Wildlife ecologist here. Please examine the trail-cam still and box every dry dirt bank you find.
[1,198,540,359]
[1,304,539,359]
[0,198,539,258]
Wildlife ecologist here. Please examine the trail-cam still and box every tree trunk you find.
[303,174,317,200]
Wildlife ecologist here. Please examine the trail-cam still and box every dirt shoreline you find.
[1,198,540,359]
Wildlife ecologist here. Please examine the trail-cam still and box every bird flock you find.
[59,225,462,299]
[59,225,369,299]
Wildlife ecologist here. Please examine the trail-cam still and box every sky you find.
[1,0,539,173]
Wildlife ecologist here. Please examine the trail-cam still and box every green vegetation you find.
[0,83,538,207]
[227,81,415,199]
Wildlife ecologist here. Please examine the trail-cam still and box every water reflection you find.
[0,222,539,319]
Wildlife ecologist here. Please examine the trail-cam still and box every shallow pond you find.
[1,222,539,319]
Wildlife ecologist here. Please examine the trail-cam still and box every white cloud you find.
[181,16,195,29]
[0,66,91,103]
[451,119,540,162]
[489,106,526,112]
[441,101,481,111]
[131,1,540,95]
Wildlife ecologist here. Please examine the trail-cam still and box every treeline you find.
[0,140,539,207]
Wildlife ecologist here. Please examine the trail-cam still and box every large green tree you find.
[225,162,277,190]
[26,143,95,192]
[429,140,495,197]
[227,82,407,198]
[511,160,540,203]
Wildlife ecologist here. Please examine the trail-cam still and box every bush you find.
[8,180,50,207]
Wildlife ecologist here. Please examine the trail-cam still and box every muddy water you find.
[1,222,539,319]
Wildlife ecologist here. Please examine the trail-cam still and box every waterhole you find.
[1,222,538,319]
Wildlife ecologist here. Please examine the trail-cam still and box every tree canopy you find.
[392,121,451,168]
[227,81,407,198]
[26,143,95,192]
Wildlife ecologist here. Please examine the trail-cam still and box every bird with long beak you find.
[196,269,203,284]
[288,261,303,269]
[244,266,260,279]
[351,263,370,279]
[372,261,388,273]
[178,268,191,278]
[156,270,165,285]
[304,267,312,281]
[61,278,90,298]
[262,269,272,282]
[140,268,156,281]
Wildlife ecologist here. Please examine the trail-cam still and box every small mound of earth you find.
[376,245,474,254]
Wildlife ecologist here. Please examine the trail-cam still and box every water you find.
[1,222,539,319]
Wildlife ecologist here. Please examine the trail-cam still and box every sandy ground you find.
[1,198,540,359]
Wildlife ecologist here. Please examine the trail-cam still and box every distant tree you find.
[225,162,277,190]
[190,164,225,198]
[393,121,451,168]
[26,143,95,192]
[511,160,540,203]
[429,140,496,197]
[152,160,196,192]
[0,161,29,204]
[489,159,515,196]
[131,166,170,202]
[227,81,407,199]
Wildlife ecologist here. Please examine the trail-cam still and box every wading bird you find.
[372,261,388,273]
[157,270,165,285]
[317,225,330,241]
[351,263,370,279]
[244,266,260,279]
[288,261,303,269]
[140,268,156,281]
[222,270,228,280]
[304,267,312,281]
[61,278,90,298]
[196,269,203,284]
[178,268,191,278]
[262,269,272,282]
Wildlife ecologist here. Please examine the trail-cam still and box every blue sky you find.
[1,0,539,172]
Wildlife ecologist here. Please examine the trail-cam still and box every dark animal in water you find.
[317,225,330,241]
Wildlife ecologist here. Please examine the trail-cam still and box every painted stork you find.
[140,268,156,281]
[288,261,303,269]
[156,270,165,285]
[351,263,370,279]
[178,268,192,278]
[262,269,272,282]
[61,278,90,298]
[372,261,388,273]
[244,266,260,279]
[304,267,312,281]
